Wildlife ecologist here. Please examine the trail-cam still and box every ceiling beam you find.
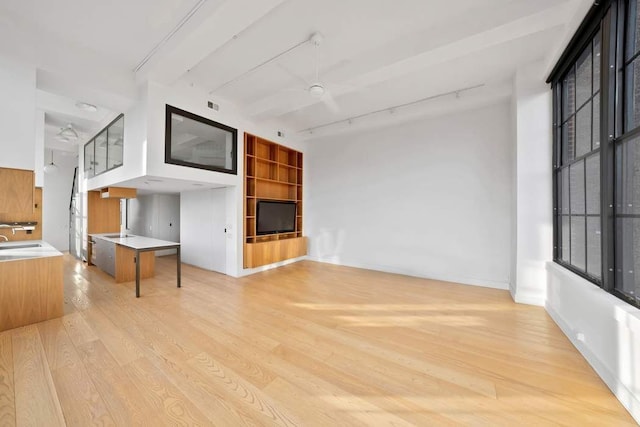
[138,0,286,86]
[244,1,572,120]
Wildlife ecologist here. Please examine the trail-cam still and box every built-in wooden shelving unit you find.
[244,133,306,268]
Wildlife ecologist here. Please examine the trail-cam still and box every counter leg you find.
[135,250,141,298]
[177,246,181,288]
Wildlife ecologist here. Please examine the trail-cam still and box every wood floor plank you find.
[0,332,15,426]
[5,254,636,426]
[123,357,212,426]
[186,351,300,426]
[61,312,98,347]
[37,318,83,372]
[51,365,116,427]
[80,307,144,366]
[12,325,65,427]
[74,340,167,427]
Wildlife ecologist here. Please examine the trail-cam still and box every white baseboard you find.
[546,304,640,424]
[513,291,546,307]
[307,256,510,291]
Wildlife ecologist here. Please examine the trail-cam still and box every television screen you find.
[256,201,296,235]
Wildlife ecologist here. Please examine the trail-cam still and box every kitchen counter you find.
[89,233,181,297]
[0,240,63,331]
[0,240,63,262]
[91,233,180,250]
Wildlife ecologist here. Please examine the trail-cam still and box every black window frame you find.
[83,114,125,179]
[164,104,238,175]
[549,0,640,308]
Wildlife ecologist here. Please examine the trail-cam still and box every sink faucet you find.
[0,235,8,242]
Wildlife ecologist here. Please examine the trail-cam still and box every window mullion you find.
[601,1,618,291]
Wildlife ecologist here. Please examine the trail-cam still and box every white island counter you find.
[89,234,180,297]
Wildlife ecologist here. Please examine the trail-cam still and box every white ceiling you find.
[0,0,585,153]
[117,175,226,196]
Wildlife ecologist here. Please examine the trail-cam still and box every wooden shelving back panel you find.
[244,133,305,268]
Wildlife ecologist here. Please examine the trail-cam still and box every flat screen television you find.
[256,200,296,235]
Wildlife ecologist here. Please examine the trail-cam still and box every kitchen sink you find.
[0,243,42,250]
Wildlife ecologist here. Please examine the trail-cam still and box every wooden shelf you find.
[246,176,298,185]
[244,132,306,268]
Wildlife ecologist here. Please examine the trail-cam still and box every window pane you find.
[576,102,592,158]
[627,0,640,60]
[615,218,640,303]
[94,131,107,175]
[593,94,600,149]
[84,140,94,177]
[571,216,586,271]
[167,109,237,173]
[563,68,576,120]
[587,217,601,279]
[593,30,601,94]
[563,116,576,163]
[107,116,123,170]
[586,153,600,214]
[570,160,585,214]
[576,47,592,108]
[617,136,640,214]
[562,216,570,262]
[624,59,640,131]
[561,168,569,214]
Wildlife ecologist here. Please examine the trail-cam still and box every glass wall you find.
[84,114,124,178]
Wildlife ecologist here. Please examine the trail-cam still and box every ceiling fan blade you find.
[276,62,311,88]
[321,90,340,113]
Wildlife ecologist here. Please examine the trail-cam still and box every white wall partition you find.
[305,102,513,289]
[511,61,553,305]
[180,187,228,274]
[0,57,36,171]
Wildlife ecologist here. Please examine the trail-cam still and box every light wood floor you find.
[0,254,636,426]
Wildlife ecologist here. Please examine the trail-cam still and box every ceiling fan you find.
[281,32,342,113]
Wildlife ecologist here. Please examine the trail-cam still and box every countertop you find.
[0,240,63,262]
[90,234,180,250]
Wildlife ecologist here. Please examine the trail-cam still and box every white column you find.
[511,60,554,305]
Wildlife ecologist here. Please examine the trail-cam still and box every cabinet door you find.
[105,242,116,277]
[93,239,104,270]
[0,168,34,213]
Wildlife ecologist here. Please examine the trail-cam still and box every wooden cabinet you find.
[100,187,137,199]
[243,133,306,268]
[0,187,42,241]
[0,255,63,332]
[87,190,121,234]
[0,168,34,214]
[90,237,155,282]
[244,237,308,269]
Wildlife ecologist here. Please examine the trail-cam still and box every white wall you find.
[42,149,77,251]
[0,57,36,171]
[511,61,554,305]
[305,102,513,289]
[86,84,148,191]
[144,81,307,277]
[547,264,640,423]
